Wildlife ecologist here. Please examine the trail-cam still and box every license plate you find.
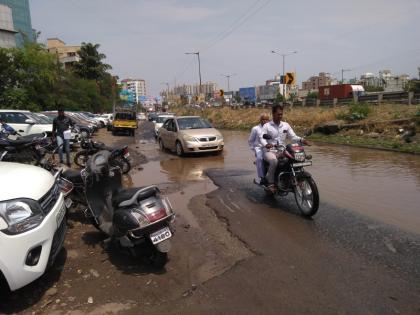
[150,227,172,245]
[56,202,66,225]
[124,152,130,158]
[64,198,72,209]
[292,161,312,168]
[201,143,215,148]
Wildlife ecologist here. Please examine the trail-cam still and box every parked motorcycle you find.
[74,138,131,174]
[254,135,319,217]
[62,150,175,268]
[0,132,49,164]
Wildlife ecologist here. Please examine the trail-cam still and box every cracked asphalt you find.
[1,121,420,314]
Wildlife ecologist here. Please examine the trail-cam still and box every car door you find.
[167,119,178,150]
[160,119,171,146]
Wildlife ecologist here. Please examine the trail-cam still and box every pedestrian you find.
[52,108,74,167]
[260,104,309,192]
[248,113,270,184]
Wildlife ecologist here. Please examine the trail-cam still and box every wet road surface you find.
[1,122,420,314]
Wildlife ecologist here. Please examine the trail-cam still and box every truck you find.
[112,109,137,137]
[318,84,365,101]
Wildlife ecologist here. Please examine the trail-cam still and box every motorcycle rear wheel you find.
[111,156,131,174]
[150,251,168,269]
[74,151,90,167]
[294,177,319,217]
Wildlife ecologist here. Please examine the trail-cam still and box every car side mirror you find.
[25,119,36,125]
[263,134,271,140]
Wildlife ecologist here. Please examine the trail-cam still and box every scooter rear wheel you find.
[150,251,168,269]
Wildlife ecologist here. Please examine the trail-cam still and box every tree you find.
[275,92,284,104]
[73,42,111,81]
[306,91,318,99]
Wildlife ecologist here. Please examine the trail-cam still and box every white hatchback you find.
[0,162,69,291]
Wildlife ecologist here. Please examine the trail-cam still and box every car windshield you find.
[177,117,212,130]
[33,113,52,124]
[156,116,172,123]
[26,113,48,124]
[115,112,135,120]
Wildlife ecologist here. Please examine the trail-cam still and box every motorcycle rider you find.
[52,108,74,167]
[248,113,269,184]
[260,104,309,192]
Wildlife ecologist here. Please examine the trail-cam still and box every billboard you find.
[119,89,135,104]
[239,87,256,102]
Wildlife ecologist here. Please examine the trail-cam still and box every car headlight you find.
[183,135,198,142]
[216,135,223,141]
[0,199,44,235]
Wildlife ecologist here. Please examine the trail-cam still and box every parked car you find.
[0,162,72,291]
[0,110,52,137]
[154,114,174,137]
[158,116,224,156]
[148,112,158,122]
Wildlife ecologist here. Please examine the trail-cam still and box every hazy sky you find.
[31,0,420,96]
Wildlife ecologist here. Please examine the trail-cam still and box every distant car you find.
[0,110,52,137]
[158,116,224,156]
[137,113,147,121]
[112,111,137,137]
[148,112,158,122]
[154,114,174,137]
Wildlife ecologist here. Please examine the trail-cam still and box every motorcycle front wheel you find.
[294,177,319,217]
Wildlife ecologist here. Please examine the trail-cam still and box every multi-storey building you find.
[302,72,332,90]
[120,79,147,103]
[0,0,34,47]
[46,38,81,69]
[0,4,16,48]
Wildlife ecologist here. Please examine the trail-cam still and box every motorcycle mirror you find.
[263,134,272,140]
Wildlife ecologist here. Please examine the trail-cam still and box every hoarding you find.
[239,87,256,102]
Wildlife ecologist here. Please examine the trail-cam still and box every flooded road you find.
[218,130,420,234]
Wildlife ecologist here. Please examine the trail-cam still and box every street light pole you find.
[271,50,297,100]
[185,52,202,95]
[220,73,237,91]
[160,82,169,104]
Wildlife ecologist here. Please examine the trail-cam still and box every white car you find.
[154,114,174,137]
[0,162,71,291]
[0,110,52,136]
[137,113,147,121]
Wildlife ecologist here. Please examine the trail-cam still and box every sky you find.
[30,0,420,96]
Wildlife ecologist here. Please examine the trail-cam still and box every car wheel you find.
[176,141,184,157]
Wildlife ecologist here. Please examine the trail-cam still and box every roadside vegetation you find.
[172,103,420,154]
[0,42,118,112]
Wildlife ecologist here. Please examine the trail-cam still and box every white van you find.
[0,110,53,136]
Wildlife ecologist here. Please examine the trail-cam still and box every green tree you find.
[306,91,318,99]
[73,42,111,81]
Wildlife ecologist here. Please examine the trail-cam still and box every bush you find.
[335,102,372,122]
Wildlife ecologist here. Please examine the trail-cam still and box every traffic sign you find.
[285,72,295,85]
[220,89,224,97]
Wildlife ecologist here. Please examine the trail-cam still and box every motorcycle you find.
[74,138,131,174]
[0,132,49,164]
[254,134,319,217]
[62,150,175,268]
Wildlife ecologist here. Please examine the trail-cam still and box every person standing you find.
[260,105,309,192]
[248,113,270,184]
[52,108,74,167]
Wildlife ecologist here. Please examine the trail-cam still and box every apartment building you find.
[302,72,332,90]
[47,38,81,69]
[120,79,147,103]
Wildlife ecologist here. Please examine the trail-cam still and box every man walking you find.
[52,108,74,167]
[260,105,309,192]
[248,113,269,184]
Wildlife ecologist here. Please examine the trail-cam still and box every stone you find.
[88,296,94,304]
[90,269,100,278]
[45,287,58,297]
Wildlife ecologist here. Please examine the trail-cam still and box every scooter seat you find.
[62,169,83,184]
[112,186,159,207]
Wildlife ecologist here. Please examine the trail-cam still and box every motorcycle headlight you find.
[0,199,44,235]
[183,135,198,142]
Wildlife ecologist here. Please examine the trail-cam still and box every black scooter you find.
[62,150,175,268]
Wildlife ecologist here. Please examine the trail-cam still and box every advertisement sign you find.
[239,87,256,102]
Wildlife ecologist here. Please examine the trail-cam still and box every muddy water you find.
[221,130,420,234]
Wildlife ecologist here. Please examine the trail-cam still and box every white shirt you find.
[259,120,301,148]
[248,124,265,150]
